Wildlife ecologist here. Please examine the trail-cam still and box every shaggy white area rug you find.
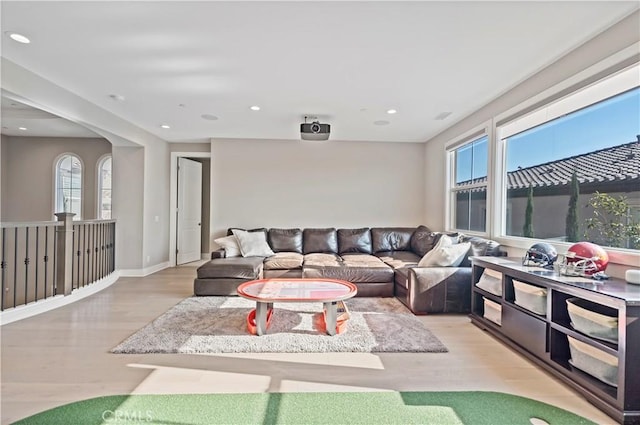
[111,297,448,354]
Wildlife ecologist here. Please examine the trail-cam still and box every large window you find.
[449,135,488,232]
[55,154,83,219]
[97,155,112,219]
[499,66,639,249]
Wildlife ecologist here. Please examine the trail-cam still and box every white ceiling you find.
[1,1,638,143]
[1,94,101,137]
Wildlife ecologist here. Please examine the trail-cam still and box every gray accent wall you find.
[1,136,111,221]
[209,138,426,238]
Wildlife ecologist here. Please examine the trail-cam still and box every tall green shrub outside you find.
[585,192,640,249]
[565,171,580,242]
[523,184,534,238]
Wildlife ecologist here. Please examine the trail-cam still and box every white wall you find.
[209,138,426,241]
[112,146,144,270]
[423,11,640,231]
[1,136,111,221]
[143,143,170,266]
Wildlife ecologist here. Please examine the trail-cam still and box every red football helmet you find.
[562,242,609,276]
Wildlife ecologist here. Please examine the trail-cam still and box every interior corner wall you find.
[423,10,640,231]
[142,142,171,267]
[0,136,111,222]
[210,138,425,239]
[112,146,144,270]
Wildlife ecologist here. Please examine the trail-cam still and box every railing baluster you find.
[24,227,29,305]
[1,228,5,311]
[44,226,48,300]
[13,227,17,309]
[35,227,39,303]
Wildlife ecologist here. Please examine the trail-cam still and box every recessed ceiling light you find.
[386,109,397,114]
[18,127,27,131]
[435,111,452,120]
[6,32,30,44]
[160,124,171,129]
[374,120,390,126]
[201,114,219,121]
[108,94,125,102]
[250,106,260,111]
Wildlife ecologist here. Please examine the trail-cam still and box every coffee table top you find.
[237,278,357,302]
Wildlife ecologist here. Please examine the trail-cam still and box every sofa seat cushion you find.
[196,257,263,280]
[303,253,342,267]
[263,252,304,270]
[303,253,393,283]
[375,251,421,269]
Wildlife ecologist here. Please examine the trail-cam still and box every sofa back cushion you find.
[371,227,415,253]
[337,228,372,254]
[268,228,303,253]
[303,228,338,254]
[410,225,437,257]
[227,227,268,238]
[459,235,501,267]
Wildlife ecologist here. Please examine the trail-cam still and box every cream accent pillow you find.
[232,229,275,257]
[418,234,471,267]
[214,235,242,258]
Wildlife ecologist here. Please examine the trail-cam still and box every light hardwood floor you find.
[1,264,616,424]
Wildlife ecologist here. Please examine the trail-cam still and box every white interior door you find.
[177,157,202,265]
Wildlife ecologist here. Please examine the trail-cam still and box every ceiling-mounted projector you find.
[300,120,330,141]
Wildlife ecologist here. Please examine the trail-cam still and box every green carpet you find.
[12,391,596,425]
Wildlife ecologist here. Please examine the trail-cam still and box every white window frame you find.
[445,121,493,237]
[97,154,112,220]
[491,43,639,267]
[53,152,84,220]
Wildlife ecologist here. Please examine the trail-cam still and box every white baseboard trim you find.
[119,261,170,277]
[0,271,120,326]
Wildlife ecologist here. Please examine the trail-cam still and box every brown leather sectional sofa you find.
[194,226,502,314]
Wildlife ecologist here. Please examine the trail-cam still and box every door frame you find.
[169,151,210,267]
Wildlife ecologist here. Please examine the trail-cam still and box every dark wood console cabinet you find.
[470,256,640,425]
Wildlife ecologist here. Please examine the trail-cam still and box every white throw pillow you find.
[417,234,453,266]
[418,234,471,267]
[214,235,242,258]
[232,229,275,257]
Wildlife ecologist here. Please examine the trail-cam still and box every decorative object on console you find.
[558,241,609,277]
[232,229,275,257]
[522,242,557,268]
[625,269,640,285]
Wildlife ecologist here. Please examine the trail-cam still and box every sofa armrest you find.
[211,249,226,259]
[406,267,472,314]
